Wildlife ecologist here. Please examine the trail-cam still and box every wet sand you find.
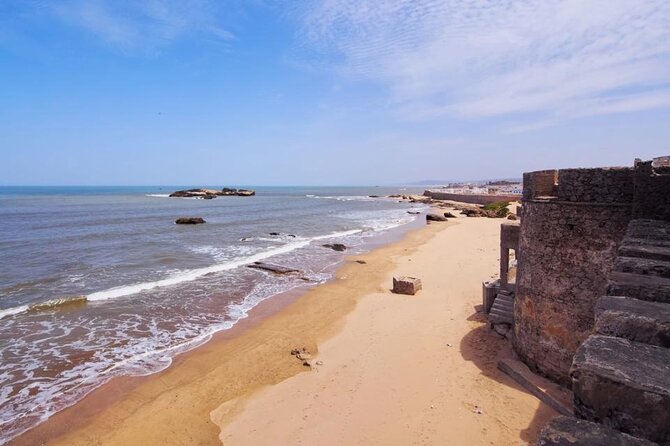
[12,214,559,446]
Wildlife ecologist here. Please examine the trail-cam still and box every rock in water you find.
[175,217,206,224]
[322,243,347,252]
[169,188,256,198]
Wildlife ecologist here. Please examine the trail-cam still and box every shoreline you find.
[10,212,560,446]
[8,212,432,446]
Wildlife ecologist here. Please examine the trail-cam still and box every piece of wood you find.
[247,262,300,274]
[497,359,573,417]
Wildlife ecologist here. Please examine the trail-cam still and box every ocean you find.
[0,186,427,443]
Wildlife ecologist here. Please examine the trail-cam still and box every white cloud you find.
[49,0,234,50]
[295,0,670,124]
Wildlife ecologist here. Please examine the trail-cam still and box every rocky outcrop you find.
[175,217,206,224]
[170,188,256,198]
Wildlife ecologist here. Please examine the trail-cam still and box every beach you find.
[11,211,560,446]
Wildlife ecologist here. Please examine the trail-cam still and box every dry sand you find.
[12,214,559,446]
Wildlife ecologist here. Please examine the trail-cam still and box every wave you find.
[145,194,170,198]
[27,296,87,313]
[86,229,361,301]
[306,195,380,202]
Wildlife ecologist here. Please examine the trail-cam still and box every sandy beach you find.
[12,214,560,446]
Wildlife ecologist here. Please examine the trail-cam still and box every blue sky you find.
[1,0,669,185]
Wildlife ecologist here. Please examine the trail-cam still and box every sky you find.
[1,0,669,185]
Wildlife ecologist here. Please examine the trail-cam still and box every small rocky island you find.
[169,188,256,199]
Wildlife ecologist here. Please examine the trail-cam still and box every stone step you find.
[489,306,514,325]
[497,289,513,296]
[618,244,670,262]
[594,296,670,348]
[570,335,670,444]
[494,293,515,303]
[615,256,670,278]
[626,219,670,242]
[491,297,514,309]
[537,416,657,446]
[608,271,670,303]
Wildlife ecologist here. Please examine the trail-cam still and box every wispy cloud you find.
[294,0,670,125]
[49,0,234,51]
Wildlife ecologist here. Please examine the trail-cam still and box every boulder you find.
[507,214,518,220]
[175,217,206,224]
[426,213,448,222]
[444,212,457,218]
[237,189,256,196]
[322,243,347,252]
[392,276,422,295]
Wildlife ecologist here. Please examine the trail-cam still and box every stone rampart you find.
[514,167,634,385]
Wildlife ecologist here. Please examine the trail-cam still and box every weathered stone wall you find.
[522,170,558,200]
[423,191,519,205]
[514,166,635,385]
[556,168,634,203]
[633,160,670,221]
[514,200,632,384]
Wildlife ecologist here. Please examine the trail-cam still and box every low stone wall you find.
[423,191,520,205]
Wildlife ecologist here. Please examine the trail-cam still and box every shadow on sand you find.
[460,305,564,444]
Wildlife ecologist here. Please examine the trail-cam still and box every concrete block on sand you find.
[392,276,422,295]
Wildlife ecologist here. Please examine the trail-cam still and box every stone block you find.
[570,335,670,443]
[614,256,670,279]
[392,276,422,295]
[608,271,670,303]
[595,296,670,347]
[537,416,657,446]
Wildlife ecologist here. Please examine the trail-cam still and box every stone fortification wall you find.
[423,191,519,205]
[514,168,633,385]
[633,159,670,221]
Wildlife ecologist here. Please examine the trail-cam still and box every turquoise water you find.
[0,186,426,443]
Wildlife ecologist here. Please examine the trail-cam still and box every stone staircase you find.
[488,289,515,326]
[538,219,670,445]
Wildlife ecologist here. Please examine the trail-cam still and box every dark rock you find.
[570,335,670,443]
[322,243,347,252]
[368,195,380,198]
[594,296,670,347]
[170,188,256,198]
[407,211,421,215]
[507,214,518,220]
[269,232,280,236]
[355,260,367,264]
[175,217,206,224]
[426,213,448,222]
[443,212,457,218]
[537,416,656,446]
[169,188,221,198]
